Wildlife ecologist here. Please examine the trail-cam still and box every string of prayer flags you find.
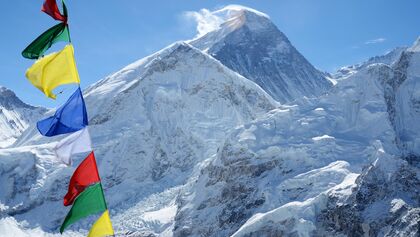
[22,1,114,235]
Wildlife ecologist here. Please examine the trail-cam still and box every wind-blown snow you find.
[185,5,269,38]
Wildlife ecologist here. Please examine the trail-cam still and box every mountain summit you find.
[189,5,332,103]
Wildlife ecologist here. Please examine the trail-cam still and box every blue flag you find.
[37,87,88,137]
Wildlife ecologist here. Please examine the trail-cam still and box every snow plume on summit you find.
[184,9,223,37]
[185,5,269,38]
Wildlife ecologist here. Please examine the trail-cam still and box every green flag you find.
[60,183,107,233]
[22,22,70,59]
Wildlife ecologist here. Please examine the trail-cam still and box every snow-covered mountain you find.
[0,86,45,148]
[189,5,332,103]
[0,5,419,237]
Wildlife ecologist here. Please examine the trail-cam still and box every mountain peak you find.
[189,6,331,103]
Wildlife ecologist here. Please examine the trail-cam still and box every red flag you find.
[41,0,67,22]
[63,152,101,206]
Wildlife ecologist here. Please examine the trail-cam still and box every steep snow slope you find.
[0,86,45,148]
[0,42,277,235]
[189,5,332,103]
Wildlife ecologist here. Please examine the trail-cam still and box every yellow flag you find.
[88,210,114,237]
[25,44,80,99]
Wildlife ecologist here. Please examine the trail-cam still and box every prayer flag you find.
[42,0,67,22]
[37,87,88,137]
[55,127,92,165]
[60,183,107,233]
[88,210,114,237]
[63,152,100,206]
[22,23,70,59]
[25,44,80,99]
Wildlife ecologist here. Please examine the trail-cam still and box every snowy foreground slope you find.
[0,5,419,237]
[0,86,45,148]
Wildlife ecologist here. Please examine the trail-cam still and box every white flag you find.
[54,127,92,165]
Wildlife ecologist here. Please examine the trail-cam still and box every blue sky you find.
[0,0,419,107]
